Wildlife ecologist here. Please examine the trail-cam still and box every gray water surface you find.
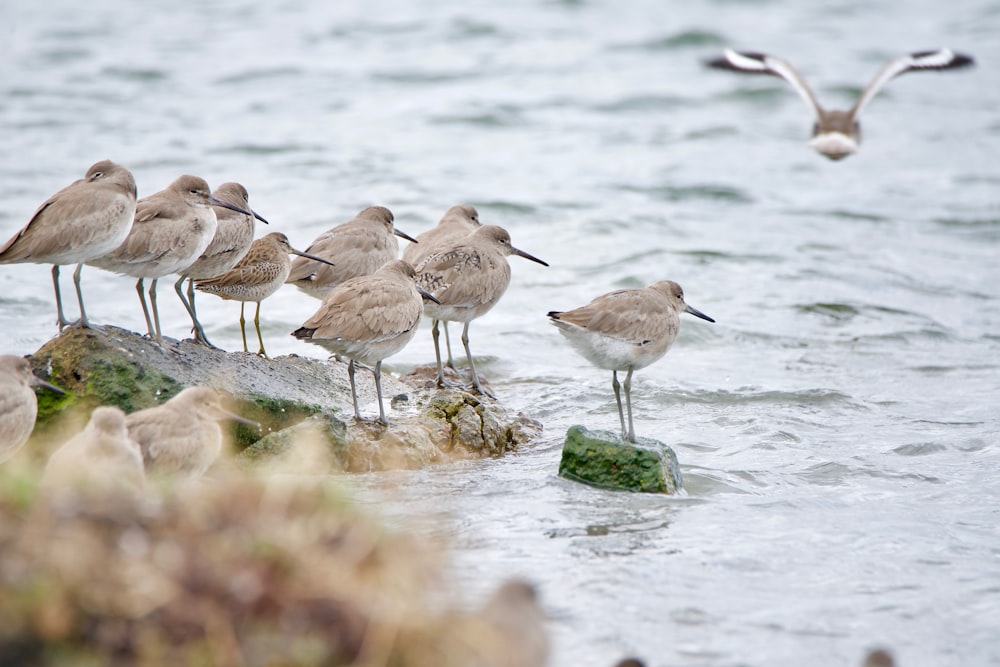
[2,1,999,665]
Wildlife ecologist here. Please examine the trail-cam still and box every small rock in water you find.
[558,425,682,494]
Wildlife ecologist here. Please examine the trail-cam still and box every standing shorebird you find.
[547,280,714,443]
[41,406,146,494]
[89,175,254,344]
[195,232,335,359]
[175,182,269,348]
[0,160,137,329]
[403,204,482,370]
[706,48,975,160]
[415,225,548,396]
[126,386,258,479]
[285,205,418,300]
[0,355,65,463]
[292,260,439,425]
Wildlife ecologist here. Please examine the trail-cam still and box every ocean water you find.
[2,1,999,665]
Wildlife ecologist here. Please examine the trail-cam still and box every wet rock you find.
[27,326,541,471]
[558,425,683,494]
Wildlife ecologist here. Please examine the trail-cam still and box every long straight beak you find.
[209,196,255,218]
[252,209,270,225]
[216,406,261,430]
[511,246,549,267]
[290,247,336,267]
[394,228,418,244]
[417,285,441,305]
[685,304,715,323]
[30,375,65,395]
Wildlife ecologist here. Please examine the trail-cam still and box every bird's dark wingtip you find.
[290,326,316,340]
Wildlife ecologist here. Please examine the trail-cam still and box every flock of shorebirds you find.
[0,46,959,667]
[0,156,715,448]
[0,47,978,474]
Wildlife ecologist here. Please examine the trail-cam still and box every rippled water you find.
[3,1,1000,665]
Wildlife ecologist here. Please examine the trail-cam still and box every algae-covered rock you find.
[558,425,683,494]
[26,326,541,471]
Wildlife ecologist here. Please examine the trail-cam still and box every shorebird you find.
[89,175,254,344]
[126,386,258,479]
[0,355,64,463]
[415,225,548,396]
[706,48,975,160]
[41,406,146,494]
[175,182,269,348]
[548,280,714,443]
[195,232,335,359]
[291,260,439,425]
[0,160,137,329]
[286,205,417,300]
[403,204,481,370]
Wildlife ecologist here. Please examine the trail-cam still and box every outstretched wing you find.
[852,48,975,118]
[707,48,824,119]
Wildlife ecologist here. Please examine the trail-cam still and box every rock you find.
[558,425,683,494]
[27,326,542,471]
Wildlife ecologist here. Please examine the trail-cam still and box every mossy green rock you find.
[26,326,542,471]
[558,425,683,494]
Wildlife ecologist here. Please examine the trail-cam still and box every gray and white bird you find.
[286,205,417,299]
[403,204,482,370]
[0,160,137,329]
[126,386,258,479]
[174,182,269,348]
[89,175,254,344]
[0,355,64,463]
[548,280,714,443]
[292,260,438,425]
[415,225,548,396]
[706,48,975,159]
[41,406,145,494]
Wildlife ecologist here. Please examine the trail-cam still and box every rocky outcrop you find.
[27,326,541,471]
[558,425,683,494]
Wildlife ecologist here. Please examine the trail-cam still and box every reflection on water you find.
[3,0,1000,665]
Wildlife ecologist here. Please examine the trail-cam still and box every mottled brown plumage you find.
[286,205,417,299]
[0,160,137,328]
[196,232,333,358]
[415,225,548,395]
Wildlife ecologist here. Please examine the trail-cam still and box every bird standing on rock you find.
[548,280,714,443]
[286,205,418,300]
[0,160,137,329]
[175,182,270,348]
[404,204,482,371]
[292,259,439,426]
[88,175,255,344]
[415,225,548,396]
[196,232,334,359]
